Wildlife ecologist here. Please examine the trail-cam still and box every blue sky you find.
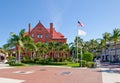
[0,0,120,47]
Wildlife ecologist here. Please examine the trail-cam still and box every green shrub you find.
[67,56,72,62]
[67,62,79,67]
[47,57,53,62]
[7,56,16,63]
[7,56,17,65]
[83,52,93,62]
[9,63,24,66]
[48,62,67,65]
[79,60,87,67]
[21,59,34,64]
[9,60,16,65]
[34,58,42,64]
[87,62,97,68]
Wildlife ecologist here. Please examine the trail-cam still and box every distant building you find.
[25,22,67,44]
[8,22,68,61]
[100,42,120,62]
[23,22,69,59]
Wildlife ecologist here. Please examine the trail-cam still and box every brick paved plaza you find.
[0,66,102,83]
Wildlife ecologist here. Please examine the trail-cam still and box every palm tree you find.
[22,36,36,59]
[89,39,98,53]
[102,32,111,61]
[48,41,56,59]
[83,41,90,52]
[7,29,26,63]
[74,36,83,58]
[61,43,69,59]
[111,28,120,62]
[69,42,76,60]
[35,42,43,58]
[97,39,106,61]
[55,42,62,58]
[3,43,11,55]
[40,43,48,59]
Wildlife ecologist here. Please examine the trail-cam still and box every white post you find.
[80,46,82,67]
[77,30,78,63]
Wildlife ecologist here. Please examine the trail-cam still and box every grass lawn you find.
[24,62,80,68]
[66,63,80,67]
[9,62,80,68]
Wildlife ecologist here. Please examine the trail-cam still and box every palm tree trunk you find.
[18,50,21,63]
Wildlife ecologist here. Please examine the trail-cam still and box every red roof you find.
[24,32,28,36]
[25,22,65,39]
[47,28,64,39]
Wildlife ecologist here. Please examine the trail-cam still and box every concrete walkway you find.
[0,78,24,83]
[100,63,120,83]
[0,64,9,67]
[0,63,13,69]
[101,68,120,83]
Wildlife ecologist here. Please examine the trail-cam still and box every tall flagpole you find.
[77,28,83,67]
[77,27,78,63]
[77,21,85,67]
[80,46,82,67]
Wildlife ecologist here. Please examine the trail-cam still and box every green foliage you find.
[35,58,67,65]
[46,62,67,65]
[7,56,24,66]
[54,56,60,62]
[87,62,97,68]
[23,55,29,61]
[21,55,35,64]
[66,63,79,67]
[79,60,87,67]
[9,63,24,66]
[46,57,53,62]
[9,60,16,65]
[21,59,34,64]
[78,53,81,59]
[83,52,93,62]
[7,56,16,65]
[67,56,72,62]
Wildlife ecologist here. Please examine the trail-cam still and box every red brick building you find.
[25,22,67,44]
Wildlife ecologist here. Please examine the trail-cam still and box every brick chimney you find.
[50,23,53,37]
[28,23,31,35]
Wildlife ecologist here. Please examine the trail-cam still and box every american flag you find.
[78,21,84,27]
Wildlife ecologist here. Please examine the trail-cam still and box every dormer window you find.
[37,34,42,38]
[32,34,34,38]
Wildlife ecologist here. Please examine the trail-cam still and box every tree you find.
[83,41,90,52]
[3,43,11,55]
[48,41,56,59]
[89,39,98,56]
[102,32,111,60]
[22,36,36,59]
[35,42,43,58]
[55,42,62,58]
[7,29,26,63]
[111,28,120,61]
[40,43,48,59]
[69,42,76,59]
[83,52,93,62]
[61,43,69,59]
[74,36,83,59]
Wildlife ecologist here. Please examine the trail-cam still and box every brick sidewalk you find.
[0,66,102,83]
